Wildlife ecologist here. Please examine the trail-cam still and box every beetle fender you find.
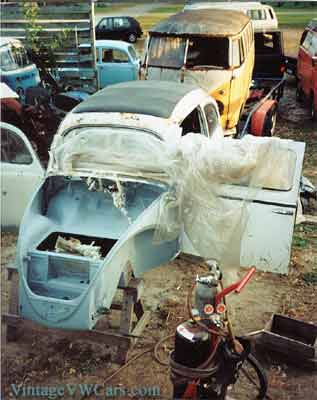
[250,100,277,136]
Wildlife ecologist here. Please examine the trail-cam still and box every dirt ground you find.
[1,77,317,400]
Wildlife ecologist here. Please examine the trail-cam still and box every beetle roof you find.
[79,40,134,51]
[73,80,205,119]
[149,9,250,37]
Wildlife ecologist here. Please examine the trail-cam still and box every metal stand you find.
[2,265,150,364]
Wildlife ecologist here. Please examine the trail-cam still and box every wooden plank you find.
[1,21,90,29]
[8,36,94,48]
[2,14,91,21]
[131,311,151,341]
[0,29,91,40]
[58,68,96,79]
[1,5,91,16]
[6,269,19,341]
[2,20,89,25]
[122,278,145,302]
[119,293,135,335]
[8,270,19,316]
[53,54,93,64]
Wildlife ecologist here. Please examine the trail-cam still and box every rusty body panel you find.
[149,9,250,38]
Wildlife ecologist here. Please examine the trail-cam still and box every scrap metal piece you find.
[55,235,102,260]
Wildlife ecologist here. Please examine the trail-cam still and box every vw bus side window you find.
[232,39,240,67]
[249,9,266,21]
[186,37,229,69]
[148,36,186,69]
[239,38,245,64]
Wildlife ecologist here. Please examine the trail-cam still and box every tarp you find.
[51,128,295,265]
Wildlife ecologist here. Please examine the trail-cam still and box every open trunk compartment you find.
[27,233,117,301]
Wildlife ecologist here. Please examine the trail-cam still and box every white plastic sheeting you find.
[51,128,296,265]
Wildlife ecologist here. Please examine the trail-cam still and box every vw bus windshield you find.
[0,47,18,72]
[148,36,187,69]
[148,36,229,69]
[0,43,32,72]
[186,37,229,69]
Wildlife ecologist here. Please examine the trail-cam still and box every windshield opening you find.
[0,47,18,72]
[148,35,229,69]
[0,43,31,72]
[148,36,187,69]
[186,37,229,69]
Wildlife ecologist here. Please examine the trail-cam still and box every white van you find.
[184,2,278,32]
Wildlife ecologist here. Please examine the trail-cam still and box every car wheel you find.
[128,32,137,43]
[310,94,317,122]
[263,106,277,136]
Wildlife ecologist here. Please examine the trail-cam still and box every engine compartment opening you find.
[37,232,117,258]
[27,233,117,301]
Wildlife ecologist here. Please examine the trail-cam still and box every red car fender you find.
[250,100,277,136]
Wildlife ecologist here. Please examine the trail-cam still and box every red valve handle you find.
[215,267,256,306]
[235,266,256,293]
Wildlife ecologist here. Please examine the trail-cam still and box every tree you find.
[22,1,72,71]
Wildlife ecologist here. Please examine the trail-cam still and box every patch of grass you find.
[138,13,175,32]
[96,4,131,15]
[293,235,309,248]
[278,13,317,28]
[150,5,183,14]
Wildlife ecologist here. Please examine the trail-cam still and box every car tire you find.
[310,94,317,122]
[263,105,277,136]
[128,32,137,43]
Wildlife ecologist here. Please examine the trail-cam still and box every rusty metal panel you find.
[149,10,250,38]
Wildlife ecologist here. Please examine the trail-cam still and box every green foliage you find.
[22,1,43,53]
[293,236,308,248]
[21,1,73,70]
